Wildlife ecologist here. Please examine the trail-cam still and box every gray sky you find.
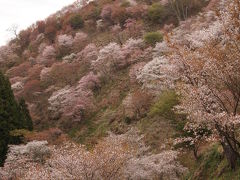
[0,0,76,46]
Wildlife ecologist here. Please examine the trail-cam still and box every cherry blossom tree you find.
[56,34,74,57]
[0,130,187,179]
[123,90,153,120]
[129,62,147,84]
[77,43,98,62]
[35,45,56,66]
[0,45,19,68]
[73,32,88,52]
[0,141,50,179]
[168,0,240,169]
[40,67,51,82]
[136,56,177,93]
[124,150,187,179]
[111,24,125,45]
[91,42,125,77]
[57,34,74,48]
[41,45,56,60]
[48,72,100,122]
[122,38,145,64]
[6,62,31,78]
[123,18,143,38]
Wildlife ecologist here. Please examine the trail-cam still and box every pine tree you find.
[0,98,9,166]
[0,71,20,130]
[0,71,33,166]
[0,72,10,166]
[19,98,33,131]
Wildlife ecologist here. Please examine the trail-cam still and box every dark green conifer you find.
[19,98,33,131]
[0,71,33,166]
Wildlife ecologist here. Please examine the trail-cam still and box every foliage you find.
[0,131,187,179]
[91,42,125,77]
[73,32,88,52]
[123,90,153,120]
[121,0,131,8]
[149,90,179,119]
[48,72,100,123]
[56,34,74,58]
[0,72,33,166]
[186,144,226,179]
[44,19,58,42]
[0,0,218,177]
[18,98,33,131]
[147,3,168,24]
[57,34,73,48]
[167,0,240,170]
[144,31,163,46]
[125,150,187,179]
[41,45,56,60]
[69,14,84,29]
[136,55,176,92]
[111,6,128,25]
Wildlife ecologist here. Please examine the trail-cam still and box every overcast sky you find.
[0,0,76,46]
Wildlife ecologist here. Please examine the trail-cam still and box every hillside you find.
[1,0,240,179]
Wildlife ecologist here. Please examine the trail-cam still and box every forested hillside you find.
[1,0,240,179]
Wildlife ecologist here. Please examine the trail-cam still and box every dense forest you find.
[0,0,240,179]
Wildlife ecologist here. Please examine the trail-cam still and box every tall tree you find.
[0,71,33,166]
[168,0,240,169]
[0,71,11,166]
[0,97,9,167]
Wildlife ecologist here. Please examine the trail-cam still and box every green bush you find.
[69,14,84,29]
[144,31,163,46]
[147,3,167,24]
[121,0,131,7]
[149,90,179,119]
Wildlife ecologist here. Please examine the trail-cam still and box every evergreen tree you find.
[0,97,9,167]
[19,98,33,131]
[0,71,20,130]
[0,71,33,166]
[0,71,11,166]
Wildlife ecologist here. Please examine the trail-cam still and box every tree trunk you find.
[193,146,199,160]
[215,123,240,170]
[221,139,239,170]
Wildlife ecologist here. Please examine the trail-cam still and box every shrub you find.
[91,42,125,77]
[48,72,99,122]
[83,6,101,21]
[36,21,46,33]
[149,90,179,119]
[44,18,59,42]
[123,91,153,120]
[147,3,167,24]
[121,0,131,7]
[69,14,84,29]
[100,5,112,21]
[6,62,31,78]
[26,141,51,163]
[144,31,163,46]
[18,29,31,51]
[73,32,88,52]
[111,6,128,25]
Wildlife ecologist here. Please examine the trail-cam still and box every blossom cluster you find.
[48,72,100,121]
[0,130,187,179]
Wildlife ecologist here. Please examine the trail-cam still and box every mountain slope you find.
[2,0,239,179]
